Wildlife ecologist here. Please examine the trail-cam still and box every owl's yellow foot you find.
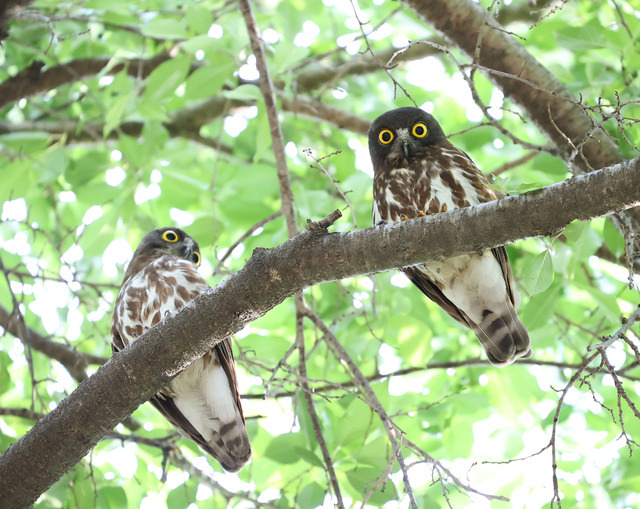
[440,203,448,213]
[400,215,410,221]
[416,210,427,217]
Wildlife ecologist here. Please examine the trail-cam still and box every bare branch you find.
[0,303,106,381]
[304,307,420,508]
[0,407,45,420]
[213,210,284,275]
[297,307,345,508]
[239,0,297,237]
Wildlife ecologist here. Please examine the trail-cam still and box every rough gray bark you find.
[0,158,639,508]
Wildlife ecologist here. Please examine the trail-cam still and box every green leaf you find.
[296,482,325,509]
[345,467,396,505]
[519,281,562,331]
[140,18,188,39]
[186,4,214,35]
[166,481,197,509]
[563,220,587,242]
[184,60,235,100]
[264,433,305,464]
[1,131,50,153]
[223,84,263,100]
[353,436,392,470]
[521,250,554,295]
[564,220,600,260]
[0,351,12,394]
[0,159,36,200]
[603,219,624,258]
[104,93,132,137]
[579,284,621,323]
[142,56,190,103]
[65,153,107,187]
[293,446,324,468]
[273,45,309,71]
[118,133,148,167]
[253,105,271,162]
[136,100,170,122]
[441,418,474,457]
[555,25,609,51]
[97,487,127,509]
[181,34,222,56]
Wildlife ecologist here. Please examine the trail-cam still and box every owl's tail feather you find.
[152,394,251,473]
[202,419,251,473]
[471,303,532,367]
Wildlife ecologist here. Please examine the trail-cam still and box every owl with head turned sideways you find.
[368,107,531,367]
[111,227,251,472]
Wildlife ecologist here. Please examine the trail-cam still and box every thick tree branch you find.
[0,158,638,507]
[402,0,623,171]
[0,54,174,111]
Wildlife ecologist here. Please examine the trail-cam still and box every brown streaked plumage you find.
[369,107,531,366]
[111,227,251,471]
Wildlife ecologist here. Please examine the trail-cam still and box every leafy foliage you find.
[1,0,639,508]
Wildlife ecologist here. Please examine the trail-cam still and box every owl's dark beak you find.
[180,238,195,260]
[401,141,412,160]
[393,130,415,162]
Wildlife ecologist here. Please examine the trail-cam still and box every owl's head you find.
[368,107,446,171]
[124,227,201,281]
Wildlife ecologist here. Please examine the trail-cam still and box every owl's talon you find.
[400,215,410,221]
[416,210,427,217]
[440,203,448,213]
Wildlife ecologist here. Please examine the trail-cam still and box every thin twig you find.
[304,149,358,228]
[296,303,345,508]
[304,307,419,509]
[213,210,283,274]
[588,306,640,352]
[488,151,539,178]
[239,0,297,238]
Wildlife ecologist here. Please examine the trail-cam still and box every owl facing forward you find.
[369,107,531,366]
[111,227,251,471]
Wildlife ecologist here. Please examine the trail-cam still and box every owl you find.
[369,107,531,366]
[111,227,251,471]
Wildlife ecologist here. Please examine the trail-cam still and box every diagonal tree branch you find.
[0,54,174,111]
[401,0,623,171]
[0,303,107,381]
[0,157,638,508]
[239,0,297,237]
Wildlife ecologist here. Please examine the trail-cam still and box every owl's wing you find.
[402,265,471,328]
[402,247,518,325]
[491,246,520,308]
[149,340,250,472]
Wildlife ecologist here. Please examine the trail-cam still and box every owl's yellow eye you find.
[379,129,394,145]
[162,230,179,242]
[412,122,428,138]
[192,251,201,266]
